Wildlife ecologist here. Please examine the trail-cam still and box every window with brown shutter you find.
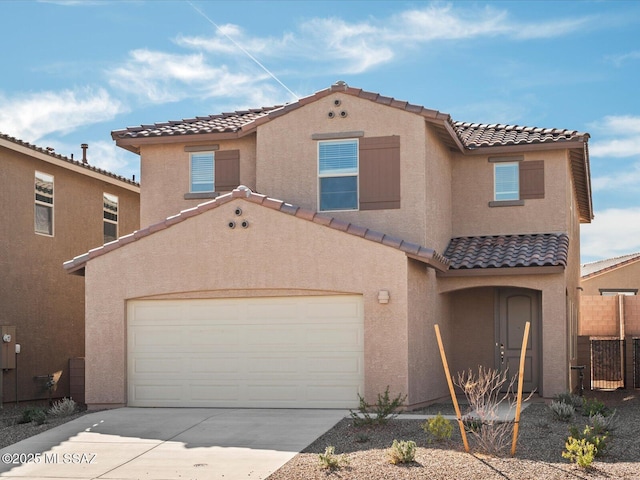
[214,149,240,192]
[519,160,544,200]
[359,135,400,210]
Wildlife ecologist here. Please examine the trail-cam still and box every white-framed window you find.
[494,162,519,201]
[318,139,358,211]
[34,171,54,236]
[190,152,215,193]
[103,193,118,244]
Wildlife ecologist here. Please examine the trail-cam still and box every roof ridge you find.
[64,186,449,274]
[0,131,139,186]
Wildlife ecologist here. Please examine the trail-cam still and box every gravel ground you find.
[0,401,88,450]
[267,390,640,480]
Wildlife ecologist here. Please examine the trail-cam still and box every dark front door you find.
[496,288,540,392]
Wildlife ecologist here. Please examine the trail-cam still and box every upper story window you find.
[190,152,215,193]
[494,162,519,201]
[34,171,54,236]
[185,148,240,199]
[318,140,358,211]
[103,193,118,243]
[489,157,544,207]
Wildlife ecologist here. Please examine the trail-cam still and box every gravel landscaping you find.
[267,390,640,480]
[0,400,87,450]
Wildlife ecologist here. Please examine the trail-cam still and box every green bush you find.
[18,407,47,425]
[388,439,417,464]
[554,392,583,408]
[568,425,608,456]
[582,397,608,417]
[349,386,406,426]
[422,413,453,442]
[318,446,349,470]
[563,437,596,468]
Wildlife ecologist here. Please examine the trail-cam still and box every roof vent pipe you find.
[81,143,88,164]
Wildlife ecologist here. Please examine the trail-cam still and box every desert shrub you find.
[589,410,617,433]
[49,397,77,417]
[554,392,583,408]
[422,413,453,442]
[18,407,47,425]
[550,400,575,421]
[349,386,406,426]
[455,366,529,455]
[318,446,349,470]
[563,437,596,468]
[568,425,608,457]
[388,439,417,464]
[582,397,608,417]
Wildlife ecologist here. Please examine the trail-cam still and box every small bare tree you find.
[455,366,531,455]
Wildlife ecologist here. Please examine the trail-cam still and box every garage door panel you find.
[128,296,364,408]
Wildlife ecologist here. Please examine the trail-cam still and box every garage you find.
[127,295,364,408]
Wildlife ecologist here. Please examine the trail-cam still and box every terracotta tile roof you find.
[110,81,592,222]
[444,233,569,270]
[453,122,588,149]
[0,132,138,187]
[64,186,449,275]
[112,83,588,150]
[581,252,640,278]
[111,107,280,140]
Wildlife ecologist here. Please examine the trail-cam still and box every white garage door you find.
[127,295,364,408]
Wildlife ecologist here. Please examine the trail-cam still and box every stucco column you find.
[541,286,568,397]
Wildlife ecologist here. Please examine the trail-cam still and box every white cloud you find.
[581,208,640,261]
[108,49,269,104]
[171,4,594,77]
[589,115,640,158]
[607,50,640,67]
[591,161,640,191]
[0,88,125,142]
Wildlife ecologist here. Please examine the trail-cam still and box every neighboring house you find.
[579,253,640,389]
[0,133,140,403]
[65,82,593,409]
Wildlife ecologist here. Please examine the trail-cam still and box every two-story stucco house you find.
[0,133,139,404]
[64,82,593,409]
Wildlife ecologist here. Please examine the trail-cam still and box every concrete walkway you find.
[0,408,347,480]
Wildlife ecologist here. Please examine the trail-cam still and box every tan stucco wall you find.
[438,272,568,397]
[83,198,446,407]
[451,149,569,237]
[1,145,139,402]
[255,93,445,247]
[139,136,257,226]
[581,260,640,296]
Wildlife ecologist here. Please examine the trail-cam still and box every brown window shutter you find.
[520,160,544,200]
[359,136,400,210]
[214,150,240,192]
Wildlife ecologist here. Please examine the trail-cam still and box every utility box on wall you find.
[1,326,16,369]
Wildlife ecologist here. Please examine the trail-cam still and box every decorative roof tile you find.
[453,122,588,149]
[444,233,569,270]
[581,252,640,278]
[0,132,138,187]
[64,186,449,274]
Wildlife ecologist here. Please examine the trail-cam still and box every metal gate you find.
[590,339,625,390]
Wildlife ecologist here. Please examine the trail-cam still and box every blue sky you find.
[2,0,640,263]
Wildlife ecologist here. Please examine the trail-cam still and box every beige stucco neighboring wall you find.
[581,260,640,295]
[437,272,568,397]
[451,149,569,237]
[138,136,257,226]
[255,92,436,247]
[83,198,431,408]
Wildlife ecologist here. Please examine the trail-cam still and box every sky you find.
[2,0,640,263]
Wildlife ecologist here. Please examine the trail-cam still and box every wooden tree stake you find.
[434,324,469,452]
[511,321,530,456]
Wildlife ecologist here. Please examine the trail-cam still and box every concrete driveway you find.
[0,408,347,479]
